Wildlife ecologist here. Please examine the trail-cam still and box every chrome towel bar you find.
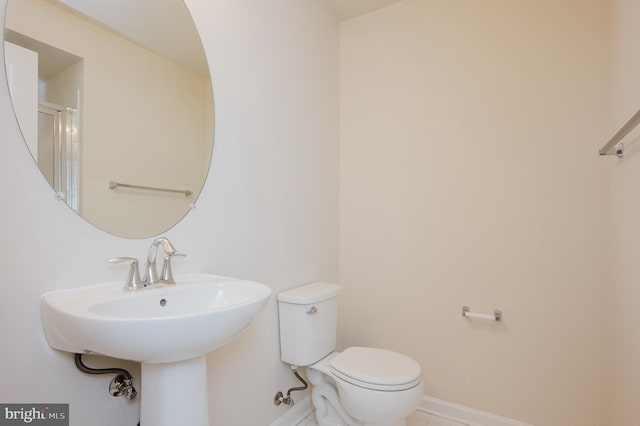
[599,109,640,158]
[462,306,502,322]
[109,181,193,197]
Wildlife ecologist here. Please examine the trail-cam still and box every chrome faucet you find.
[108,257,143,291]
[143,237,176,285]
[109,237,186,290]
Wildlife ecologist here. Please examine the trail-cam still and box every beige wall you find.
[338,1,611,425]
[4,41,38,158]
[42,61,82,111]
[608,0,640,424]
[0,0,338,424]
[6,0,211,237]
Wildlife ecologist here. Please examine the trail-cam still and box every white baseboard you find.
[270,395,314,426]
[269,394,534,426]
[419,396,534,426]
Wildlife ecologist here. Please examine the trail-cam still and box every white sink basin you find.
[41,273,271,363]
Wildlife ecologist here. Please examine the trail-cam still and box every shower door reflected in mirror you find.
[38,103,80,211]
[5,33,81,212]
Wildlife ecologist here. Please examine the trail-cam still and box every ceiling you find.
[39,0,405,73]
[322,0,405,21]
[52,0,208,74]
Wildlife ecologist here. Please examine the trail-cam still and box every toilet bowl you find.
[307,347,423,426]
[277,283,423,426]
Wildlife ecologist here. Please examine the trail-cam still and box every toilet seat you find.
[330,347,422,391]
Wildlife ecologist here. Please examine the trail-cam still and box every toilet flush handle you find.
[307,306,318,314]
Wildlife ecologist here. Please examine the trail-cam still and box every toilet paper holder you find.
[462,306,502,322]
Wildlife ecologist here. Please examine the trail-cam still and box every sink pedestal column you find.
[140,355,209,426]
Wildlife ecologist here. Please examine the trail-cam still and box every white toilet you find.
[277,282,423,426]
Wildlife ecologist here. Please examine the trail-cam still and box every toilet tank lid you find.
[277,282,340,304]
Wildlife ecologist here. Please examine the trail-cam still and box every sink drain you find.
[159,298,167,307]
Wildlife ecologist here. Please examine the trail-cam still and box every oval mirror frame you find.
[3,0,214,238]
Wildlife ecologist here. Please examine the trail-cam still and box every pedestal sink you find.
[41,273,271,426]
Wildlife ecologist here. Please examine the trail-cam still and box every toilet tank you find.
[277,282,340,366]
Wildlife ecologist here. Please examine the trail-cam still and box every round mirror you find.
[3,0,213,238]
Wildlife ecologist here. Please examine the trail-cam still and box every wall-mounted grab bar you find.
[109,181,193,197]
[462,306,502,322]
[599,109,640,158]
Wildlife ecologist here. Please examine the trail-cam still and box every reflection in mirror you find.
[3,0,213,238]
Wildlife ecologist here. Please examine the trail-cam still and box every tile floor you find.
[406,410,469,426]
[299,410,469,426]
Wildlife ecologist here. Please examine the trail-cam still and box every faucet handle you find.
[160,253,187,284]
[108,257,143,291]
